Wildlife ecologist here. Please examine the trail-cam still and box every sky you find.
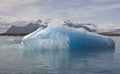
[0,0,120,25]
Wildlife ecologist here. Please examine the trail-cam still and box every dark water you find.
[0,36,120,74]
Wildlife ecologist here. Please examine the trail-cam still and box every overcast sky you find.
[0,0,120,25]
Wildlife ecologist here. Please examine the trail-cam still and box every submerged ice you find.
[22,20,115,50]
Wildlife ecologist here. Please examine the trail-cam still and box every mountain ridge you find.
[0,17,119,36]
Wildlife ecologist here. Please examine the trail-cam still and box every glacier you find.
[22,19,115,50]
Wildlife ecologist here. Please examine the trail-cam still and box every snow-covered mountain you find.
[0,17,46,35]
[0,16,36,33]
[0,16,119,36]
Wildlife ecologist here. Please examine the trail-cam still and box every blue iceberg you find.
[22,20,115,50]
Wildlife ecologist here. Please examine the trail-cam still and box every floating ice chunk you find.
[22,19,115,50]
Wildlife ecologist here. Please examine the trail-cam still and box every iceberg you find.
[22,19,115,50]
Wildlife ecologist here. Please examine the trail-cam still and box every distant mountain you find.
[6,19,47,33]
[98,29,120,36]
[6,23,39,34]
[64,20,96,32]
[0,17,44,35]
[0,16,119,36]
[0,16,37,33]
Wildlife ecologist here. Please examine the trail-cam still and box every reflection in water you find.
[0,36,118,74]
[69,48,115,74]
[23,47,115,74]
[0,41,115,74]
[70,48,115,58]
[23,48,69,73]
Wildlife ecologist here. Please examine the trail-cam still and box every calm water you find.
[0,36,120,74]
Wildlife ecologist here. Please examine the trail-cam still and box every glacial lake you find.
[0,36,120,74]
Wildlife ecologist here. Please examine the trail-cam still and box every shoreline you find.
[98,33,120,36]
[0,33,28,36]
[0,33,120,36]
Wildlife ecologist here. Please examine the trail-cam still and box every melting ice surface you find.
[22,19,115,50]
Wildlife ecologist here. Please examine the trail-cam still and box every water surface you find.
[0,36,120,74]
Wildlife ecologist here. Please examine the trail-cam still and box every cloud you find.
[14,7,49,19]
[57,0,120,18]
[0,0,120,22]
[0,0,51,13]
